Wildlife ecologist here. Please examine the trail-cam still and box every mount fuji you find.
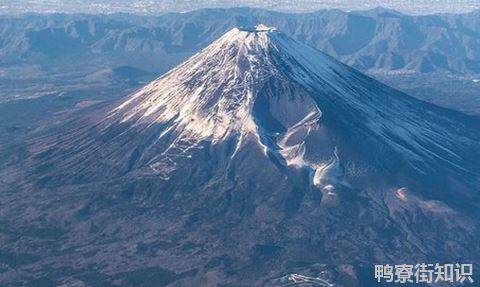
[1,25,480,286]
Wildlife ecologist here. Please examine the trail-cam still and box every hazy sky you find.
[0,0,479,15]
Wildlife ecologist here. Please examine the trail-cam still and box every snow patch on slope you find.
[313,147,343,188]
[277,109,321,167]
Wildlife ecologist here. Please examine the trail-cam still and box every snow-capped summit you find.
[106,26,352,186]
[107,25,479,180]
[239,24,277,32]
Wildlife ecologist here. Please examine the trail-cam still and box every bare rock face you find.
[1,26,480,286]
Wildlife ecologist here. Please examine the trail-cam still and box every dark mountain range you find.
[1,0,479,15]
[1,8,480,74]
[1,25,479,286]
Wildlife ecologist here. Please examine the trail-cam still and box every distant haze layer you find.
[0,0,479,15]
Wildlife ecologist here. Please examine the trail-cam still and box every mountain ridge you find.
[1,1,479,15]
[2,8,480,74]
